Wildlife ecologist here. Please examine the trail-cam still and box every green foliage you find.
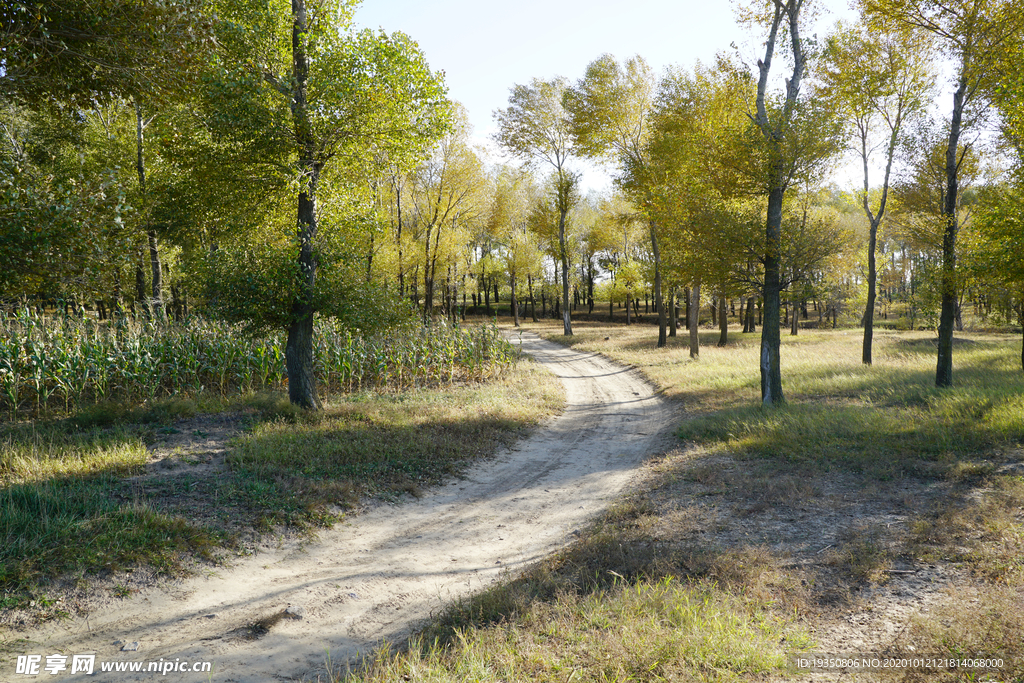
[0,104,133,300]
[1,0,214,104]
[973,184,1024,287]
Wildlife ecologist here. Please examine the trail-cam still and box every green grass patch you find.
[346,578,795,683]
[0,426,226,607]
[517,319,1024,674]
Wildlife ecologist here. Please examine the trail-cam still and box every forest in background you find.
[2,0,1024,413]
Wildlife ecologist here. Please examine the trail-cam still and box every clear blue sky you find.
[352,1,860,189]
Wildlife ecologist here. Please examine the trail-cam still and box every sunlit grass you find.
[339,578,797,683]
[513,316,1024,676]
[324,491,811,683]
[521,320,1024,478]
[0,425,225,610]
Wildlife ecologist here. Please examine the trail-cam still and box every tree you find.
[641,63,760,358]
[494,77,580,336]
[0,102,132,303]
[820,19,934,364]
[1,0,213,105]
[489,166,541,327]
[207,0,450,409]
[973,185,1024,369]
[567,54,669,345]
[864,0,1024,387]
[745,0,843,404]
[407,106,486,321]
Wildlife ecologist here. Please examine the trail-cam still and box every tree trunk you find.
[653,224,666,347]
[148,230,163,319]
[285,0,321,410]
[669,287,677,338]
[761,186,784,405]
[752,0,803,406]
[170,283,182,321]
[718,289,728,347]
[587,259,595,315]
[423,224,434,321]
[688,281,700,359]
[863,217,878,362]
[558,205,573,335]
[133,100,164,320]
[135,245,148,318]
[511,274,519,327]
[528,275,538,322]
[394,173,405,296]
[936,80,966,388]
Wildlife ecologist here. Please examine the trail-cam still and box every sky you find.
[351,1,863,191]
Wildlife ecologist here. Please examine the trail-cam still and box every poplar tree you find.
[864,0,1024,386]
[494,78,580,336]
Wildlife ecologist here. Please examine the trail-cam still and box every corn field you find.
[0,311,519,416]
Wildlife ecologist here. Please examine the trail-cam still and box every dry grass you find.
[506,318,1024,678]
[888,585,1024,682]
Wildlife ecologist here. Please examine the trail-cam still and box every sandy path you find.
[7,332,675,682]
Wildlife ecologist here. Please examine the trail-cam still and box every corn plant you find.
[0,311,518,417]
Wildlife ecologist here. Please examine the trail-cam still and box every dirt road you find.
[7,331,675,682]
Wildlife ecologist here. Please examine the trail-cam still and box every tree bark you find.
[688,281,700,359]
[511,274,519,327]
[558,207,573,335]
[148,230,162,318]
[761,187,785,404]
[936,80,966,388]
[528,275,538,322]
[135,245,148,318]
[133,100,161,320]
[285,0,321,410]
[718,289,728,346]
[669,287,677,337]
[753,0,804,406]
